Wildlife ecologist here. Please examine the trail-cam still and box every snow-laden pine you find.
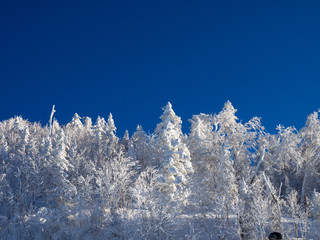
[154,102,194,205]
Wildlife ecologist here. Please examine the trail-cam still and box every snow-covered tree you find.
[299,111,320,204]
[310,190,320,224]
[47,128,76,208]
[264,125,301,196]
[128,125,157,169]
[92,114,119,168]
[120,130,130,152]
[214,101,266,240]
[65,113,84,144]
[188,113,215,175]
[131,167,176,239]
[155,102,193,204]
[215,101,253,181]
[215,142,238,222]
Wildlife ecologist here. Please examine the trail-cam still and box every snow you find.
[0,102,320,239]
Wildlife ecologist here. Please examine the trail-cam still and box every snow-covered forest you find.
[1,102,320,239]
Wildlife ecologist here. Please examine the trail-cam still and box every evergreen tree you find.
[128,125,157,168]
[155,102,193,204]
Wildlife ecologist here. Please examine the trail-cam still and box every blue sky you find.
[1,0,320,135]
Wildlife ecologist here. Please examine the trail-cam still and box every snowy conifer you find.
[155,102,193,204]
[188,113,215,175]
[128,125,157,168]
[120,130,130,152]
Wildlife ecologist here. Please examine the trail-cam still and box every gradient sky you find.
[1,0,320,136]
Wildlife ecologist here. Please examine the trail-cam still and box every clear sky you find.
[1,0,320,135]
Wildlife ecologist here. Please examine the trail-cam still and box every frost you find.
[0,103,319,239]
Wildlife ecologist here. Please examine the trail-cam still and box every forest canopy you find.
[0,102,320,239]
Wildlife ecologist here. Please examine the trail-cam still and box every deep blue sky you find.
[1,0,320,136]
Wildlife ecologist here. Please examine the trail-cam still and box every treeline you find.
[0,102,320,239]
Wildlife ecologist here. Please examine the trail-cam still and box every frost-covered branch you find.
[49,105,56,136]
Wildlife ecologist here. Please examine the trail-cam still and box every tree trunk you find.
[301,167,309,205]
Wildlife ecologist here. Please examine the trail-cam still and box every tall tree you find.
[299,111,320,204]
[155,102,194,204]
